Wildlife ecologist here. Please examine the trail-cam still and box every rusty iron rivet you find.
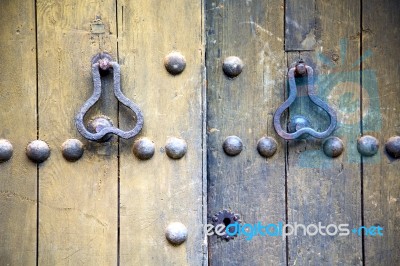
[0,139,13,162]
[222,56,243,78]
[26,140,50,163]
[257,136,278,158]
[357,135,379,156]
[164,52,186,75]
[223,136,243,156]
[165,222,188,245]
[132,138,155,160]
[385,136,400,158]
[322,137,344,158]
[165,137,187,159]
[87,115,114,142]
[62,139,84,162]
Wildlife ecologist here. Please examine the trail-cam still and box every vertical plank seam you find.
[359,0,366,264]
[116,1,121,265]
[34,0,39,265]
[201,0,208,265]
[284,52,289,266]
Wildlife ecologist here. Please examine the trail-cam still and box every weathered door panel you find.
[37,1,118,264]
[363,0,400,264]
[206,0,286,264]
[118,0,205,264]
[0,0,37,264]
[285,1,363,264]
[0,0,399,265]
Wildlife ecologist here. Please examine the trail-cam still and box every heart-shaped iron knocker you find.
[273,61,337,140]
[75,53,144,142]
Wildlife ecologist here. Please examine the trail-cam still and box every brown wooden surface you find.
[0,0,399,265]
[0,0,37,264]
[206,0,286,264]
[362,0,400,265]
[118,0,205,264]
[285,0,315,51]
[285,1,363,264]
[37,1,118,264]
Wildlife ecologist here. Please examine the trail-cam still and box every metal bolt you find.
[257,137,278,158]
[26,140,50,163]
[87,115,114,142]
[322,137,344,158]
[132,138,155,160]
[62,139,84,162]
[164,52,186,75]
[288,115,311,133]
[223,136,243,156]
[165,222,188,245]
[222,56,243,78]
[296,63,306,75]
[385,136,400,158]
[0,139,13,162]
[357,135,379,156]
[165,137,187,159]
[91,52,113,75]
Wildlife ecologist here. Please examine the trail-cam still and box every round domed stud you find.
[133,138,155,160]
[288,115,312,133]
[87,115,114,142]
[165,222,188,245]
[26,140,50,163]
[165,137,187,159]
[322,137,344,158]
[0,139,13,162]
[62,139,84,162]
[257,137,278,158]
[164,52,186,75]
[222,56,243,78]
[223,136,243,156]
[385,136,400,159]
[357,135,379,156]
[295,60,307,76]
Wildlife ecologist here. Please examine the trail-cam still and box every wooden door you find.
[206,0,399,265]
[0,0,399,266]
[0,0,204,265]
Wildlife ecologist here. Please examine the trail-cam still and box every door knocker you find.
[273,61,337,140]
[75,53,144,142]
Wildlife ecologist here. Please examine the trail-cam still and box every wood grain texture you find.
[286,1,362,264]
[118,0,205,264]
[206,0,286,264]
[362,0,400,264]
[37,1,118,264]
[0,0,37,264]
[285,0,316,51]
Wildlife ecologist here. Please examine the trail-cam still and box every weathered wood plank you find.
[285,0,316,51]
[286,1,362,264]
[118,0,205,264]
[0,0,37,264]
[362,0,400,264]
[37,1,118,264]
[206,0,286,264]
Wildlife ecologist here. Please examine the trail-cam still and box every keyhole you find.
[223,218,231,226]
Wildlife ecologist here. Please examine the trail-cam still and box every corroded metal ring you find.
[273,63,337,140]
[75,53,144,142]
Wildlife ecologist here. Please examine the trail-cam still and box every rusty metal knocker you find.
[273,61,337,140]
[75,53,144,142]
